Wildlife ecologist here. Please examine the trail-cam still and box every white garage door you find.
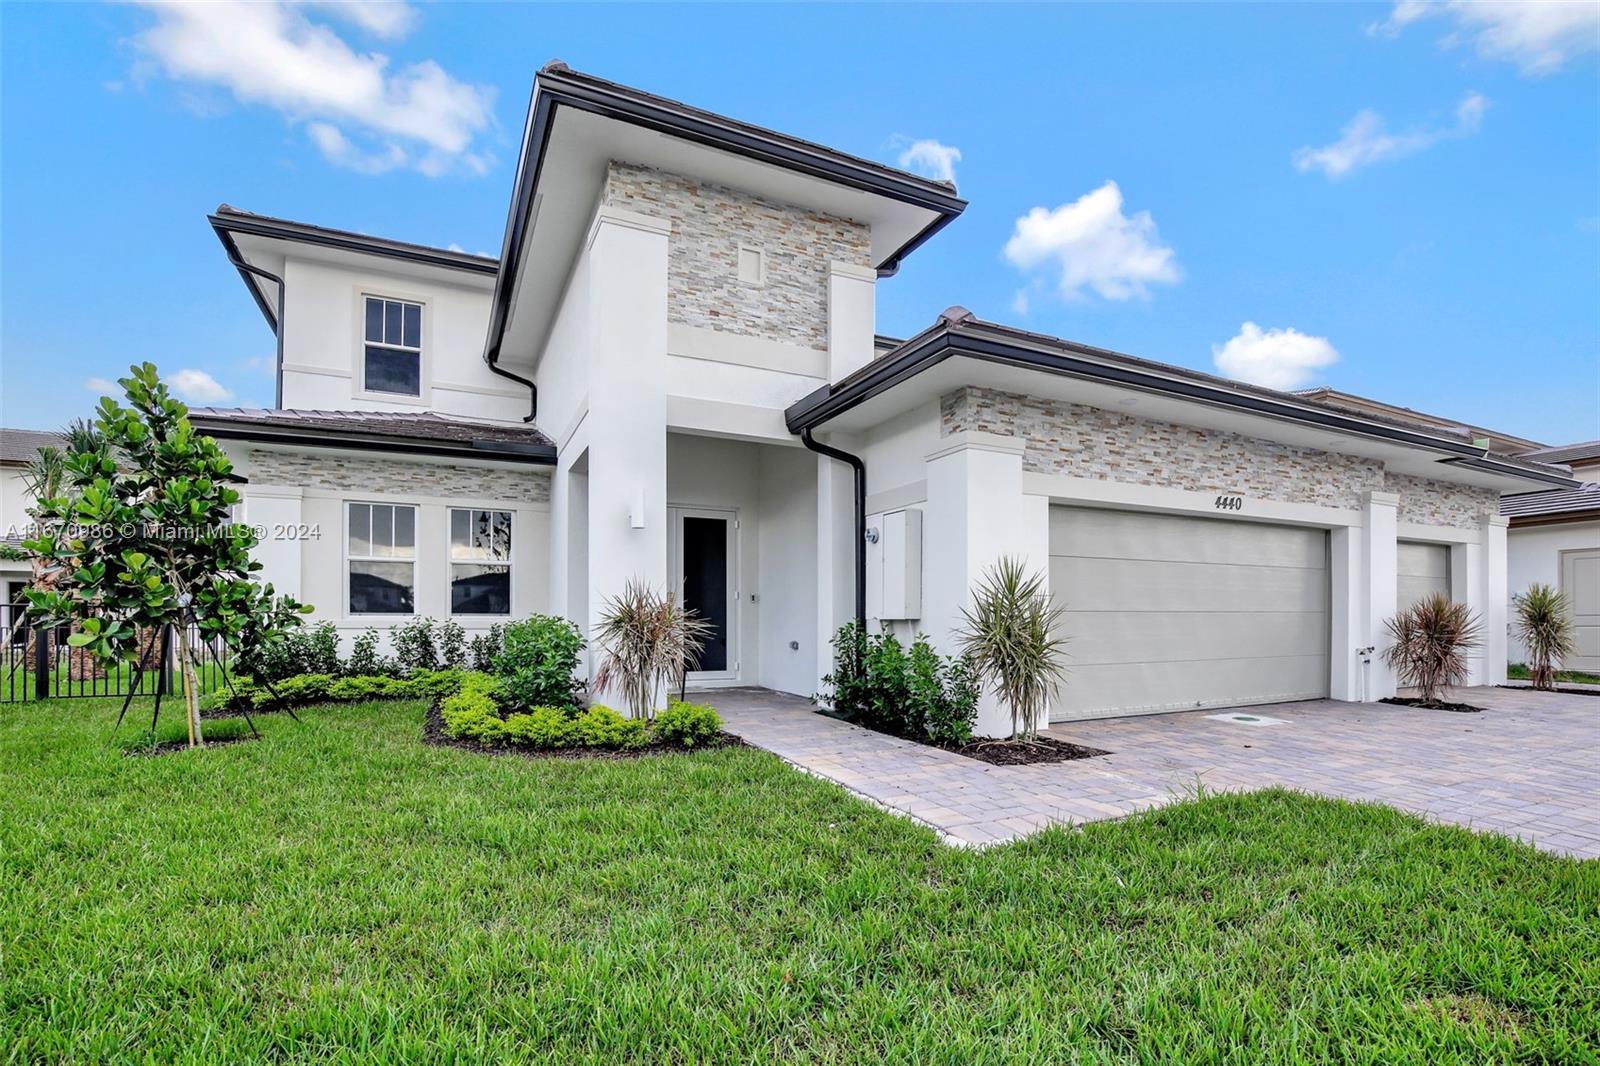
[1049,507,1329,721]
[1397,541,1451,613]
[1563,548,1600,674]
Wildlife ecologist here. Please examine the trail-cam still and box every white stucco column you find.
[923,431,1050,738]
[1328,526,1362,702]
[814,432,859,694]
[826,261,876,380]
[244,485,304,601]
[1480,513,1509,685]
[1361,489,1400,699]
[584,207,671,698]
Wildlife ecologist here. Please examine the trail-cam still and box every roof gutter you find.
[481,62,966,380]
[1437,454,1581,489]
[190,422,557,466]
[800,427,866,628]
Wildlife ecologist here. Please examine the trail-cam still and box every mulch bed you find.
[422,704,746,760]
[1381,696,1484,713]
[952,735,1112,766]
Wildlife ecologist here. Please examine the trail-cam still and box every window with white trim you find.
[450,508,512,615]
[362,296,422,396]
[348,502,416,614]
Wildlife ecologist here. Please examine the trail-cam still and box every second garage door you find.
[1049,507,1330,721]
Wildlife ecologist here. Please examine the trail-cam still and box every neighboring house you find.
[0,428,63,636]
[171,63,1575,734]
[1294,387,1545,457]
[1503,441,1600,674]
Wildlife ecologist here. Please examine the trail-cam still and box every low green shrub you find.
[273,673,334,704]
[502,706,578,748]
[822,623,978,748]
[440,682,504,742]
[494,615,585,709]
[574,705,647,749]
[653,700,722,747]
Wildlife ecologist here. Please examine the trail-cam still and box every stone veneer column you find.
[584,206,671,697]
[923,431,1050,738]
[1361,489,1400,699]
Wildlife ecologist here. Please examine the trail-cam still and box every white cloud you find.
[166,369,233,404]
[301,0,418,39]
[83,377,118,394]
[1212,322,1341,391]
[308,121,407,174]
[1373,1,1599,76]
[1293,92,1486,178]
[1002,181,1180,301]
[895,138,962,185]
[129,1,494,176]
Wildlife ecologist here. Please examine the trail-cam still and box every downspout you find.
[222,250,286,408]
[800,427,866,627]
[486,356,539,423]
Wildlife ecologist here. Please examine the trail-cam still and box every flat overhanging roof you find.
[484,62,967,374]
[788,310,1579,495]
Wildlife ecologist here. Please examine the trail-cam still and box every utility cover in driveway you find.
[1049,507,1330,721]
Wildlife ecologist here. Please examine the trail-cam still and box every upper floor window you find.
[363,296,422,396]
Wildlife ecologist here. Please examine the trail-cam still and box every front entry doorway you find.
[669,507,738,683]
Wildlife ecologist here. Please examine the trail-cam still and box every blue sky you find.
[3,2,1597,444]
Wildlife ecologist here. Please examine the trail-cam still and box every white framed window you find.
[450,508,512,615]
[362,295,423,396]
[347,502,416,615]
[737,243,765,286]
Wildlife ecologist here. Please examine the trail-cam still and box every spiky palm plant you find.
[957,556,1068,740]
[1513,584,1575,691]
[1383,592,1482,705]
[592,579,714,720]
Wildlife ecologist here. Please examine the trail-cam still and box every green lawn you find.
[1507,662,1600,686]
[3,700,1597,1063]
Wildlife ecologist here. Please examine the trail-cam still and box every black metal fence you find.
[1,601,233,703]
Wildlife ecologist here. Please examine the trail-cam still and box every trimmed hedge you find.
[204,669,726,756]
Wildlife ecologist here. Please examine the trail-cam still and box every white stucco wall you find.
[278,256,527,422]
[1507,520,1600,663]
[233,445,550,643]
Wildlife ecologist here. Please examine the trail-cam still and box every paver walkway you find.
[699,686,1600,857]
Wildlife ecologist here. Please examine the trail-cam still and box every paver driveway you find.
[701,686,1600,857]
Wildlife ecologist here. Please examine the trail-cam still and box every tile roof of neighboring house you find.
[187,408,556,465]
[0,427,64,466]
[1500,485,1600,522]
[1516,440,1600,466]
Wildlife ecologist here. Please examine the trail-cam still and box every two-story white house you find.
[194,62,1579,735]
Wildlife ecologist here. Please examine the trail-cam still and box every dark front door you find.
[676,510,733,678]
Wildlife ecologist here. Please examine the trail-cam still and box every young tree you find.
[22,364,309,747]
[1383,593,1482,705]
[957,556,1068,740]
[592,579,712,719]
[1513,584,1575,691]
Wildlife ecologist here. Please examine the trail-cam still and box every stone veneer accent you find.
[940,387,1495,527]
[603,162,871,351]
[1382,471,1499,530]
[243,449,551,504]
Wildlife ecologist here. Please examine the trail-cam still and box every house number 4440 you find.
[1214,495,1244,511]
